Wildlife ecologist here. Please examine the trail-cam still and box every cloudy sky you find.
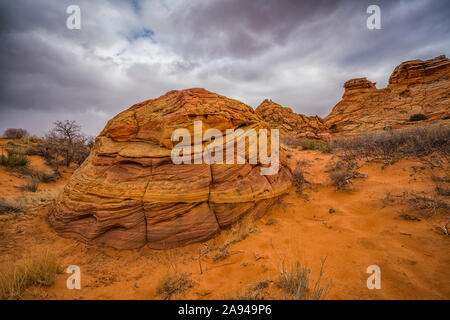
[0,0,449,136]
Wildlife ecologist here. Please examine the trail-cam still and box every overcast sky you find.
[0,0,449,136]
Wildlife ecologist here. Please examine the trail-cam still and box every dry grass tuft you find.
[0,188,61,215]
[0,148,29,168]
[333,124,450,163]
[326,161,363,191]
[235,279,272,300]
[277,257,331,300]
[156,268,194,300]
[292,162,308,195]
[223,217,259,248]
[0,250,59,300]
[22,177,40,192]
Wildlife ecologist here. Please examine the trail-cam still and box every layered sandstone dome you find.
[49,88,292,249]
[255,99,329,139]
[325,55,450,132]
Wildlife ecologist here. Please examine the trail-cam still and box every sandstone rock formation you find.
[49,88,292,249]
[255,99,329,138]
[325,55,450,132]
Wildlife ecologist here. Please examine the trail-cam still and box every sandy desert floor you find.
[0,138,449,300]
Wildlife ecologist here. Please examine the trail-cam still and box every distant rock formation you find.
[325,55,450,132]
[49,88,292,250]
[255,99,329,139]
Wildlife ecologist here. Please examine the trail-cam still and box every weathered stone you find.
[49,88,292,249]
[325,55,450,132]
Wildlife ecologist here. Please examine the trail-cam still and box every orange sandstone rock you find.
[255,99,329,139]
[325,55,450,132]
[48,88,292,249]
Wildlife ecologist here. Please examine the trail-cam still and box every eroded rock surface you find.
[49,88,292,249]
[325,55,450,132]
[255,99,329,139]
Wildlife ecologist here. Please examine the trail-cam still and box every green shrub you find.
[298,139,333,153]
[0,149,29,167]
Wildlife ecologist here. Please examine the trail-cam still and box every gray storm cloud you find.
[0,0,449,136]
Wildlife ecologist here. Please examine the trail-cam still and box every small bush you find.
[0,149,29,168]
[0,250,59,300]
[277,257,331,300]
[156,270,194,300]
[409,113,428,122]
[212,248,230,262]
[2,128,29,139]
[236,279,271,300]
[0,189,61,214]
[224,217,258,248]
[37,170,61,183]
[23,177,39,192]
[298,139,333,153]
[327,161,361,190]
[293,163,307,195]
[333,124,450,162]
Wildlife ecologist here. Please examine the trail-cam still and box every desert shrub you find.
[333,124,450,162]
[235,279,271,300]
[277,257,331,300]
[156,269,194,300]
[0,203,21,215]
[212,248,230,262]
[280,135,300,148]
[37,170,61,183]
[0,149,29,168]
[432,175,450,197]
[23,177,39,192]
[0,189,61,214]
[293,162,307,195]
[409,113,428,122]
[2,128,29,139]
[223,217,259,248]
[401,191,450,217]
[298,139,333,153]
[0,250,59,300]
[327,161,362,190]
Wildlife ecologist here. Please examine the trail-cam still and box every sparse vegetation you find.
[223,217,259,248]
[333,124,450,163]
[298,138,333,153]
[432,174,450,196]
[277,257,331,300]
[0,148,29,168]
[212,248,230,262]
[0,250,59,300]
[409,113,428,122]
[293,162,307,195]
[156,268,194,300]
[2,128,29,139]
[401,191,449,218]
[0,189,61,215]
[23,177,39,192]
[235,279,271,300]
[281,136,333,153]
[327,161,363,190]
